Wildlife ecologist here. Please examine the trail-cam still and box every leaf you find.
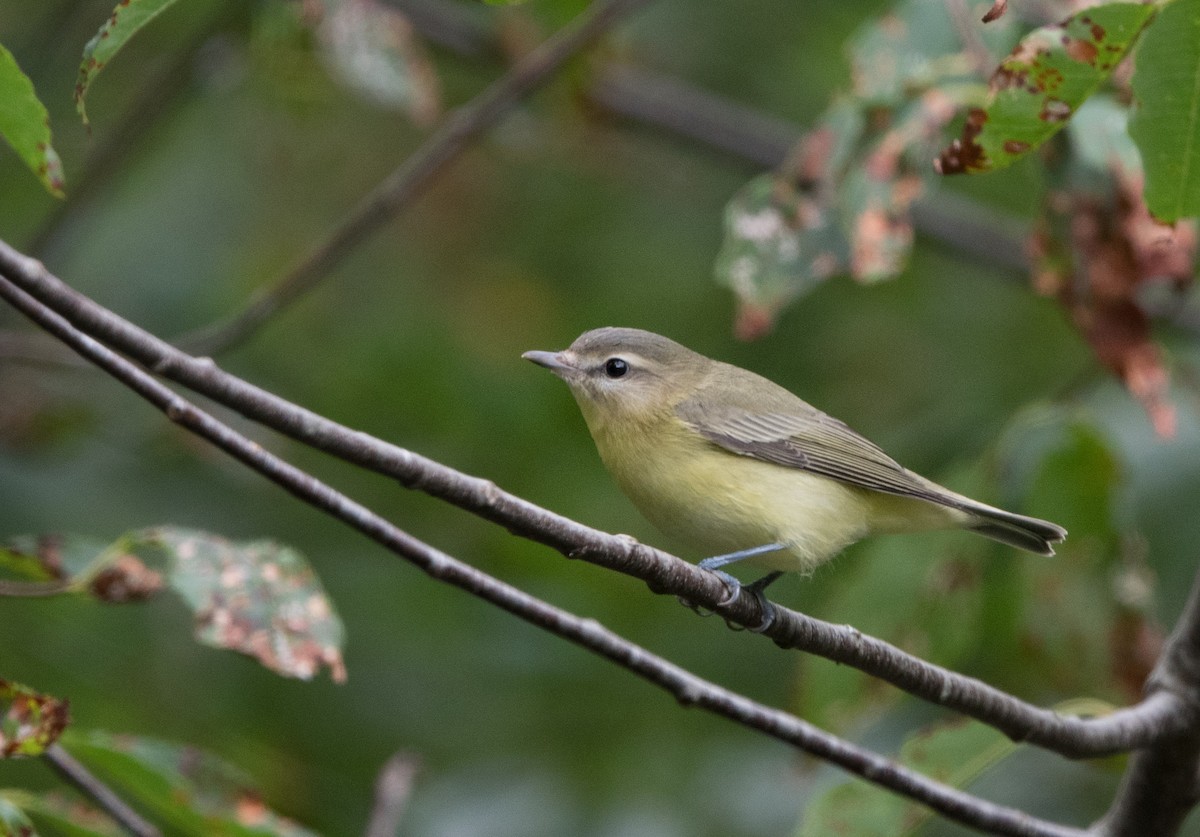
[0,796,40,837]
[144,527,347,683]
[0,533,161,601]
[317,0,441,125]
[0,44,64,197]
[63,731,318,837]
[75,0,183,127]
[0,680,69,758]
[797,719,1018,836]
[938,2,1157,174]
[1129,0,1200,221]
[714,101,861,338]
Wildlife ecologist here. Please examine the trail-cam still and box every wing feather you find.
[675,398,954,507]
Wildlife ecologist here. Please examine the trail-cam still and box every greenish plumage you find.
[524,327,1066,579]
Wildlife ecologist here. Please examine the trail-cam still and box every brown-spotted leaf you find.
[938,2,1157,174]
[76,0,183,127]
[143,528,346,683]
[0,680,69,758]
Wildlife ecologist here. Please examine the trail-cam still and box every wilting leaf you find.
[1129,0,1200,222]
[797,719,1017,836]
[145,528,346,683]
[1031,98,1194,437]
[842,90,957,280]
[0,680,69,758]
[0,534,159,600]
[317,0,441,125]
[76,0,182,126]
[64,731,318,836]
[938,2,1157,174]
[0,45,64,197]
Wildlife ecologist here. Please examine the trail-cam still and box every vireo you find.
[524,327,1065,622]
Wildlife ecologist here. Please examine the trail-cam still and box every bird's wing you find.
[675,398,951,505]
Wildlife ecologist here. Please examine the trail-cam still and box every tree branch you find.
[1093,567,1200,835]
[0,269,1086,837]
[0,240,1185,762]
[175,0,653,355]
[43,744,161,837]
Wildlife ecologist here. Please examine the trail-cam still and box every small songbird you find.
[523,327,1065,623]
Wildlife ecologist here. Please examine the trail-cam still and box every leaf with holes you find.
[938,2,1157,174]
[75,0,182,126]
[0,44,63,197]
[1129,0,1200,221]
[144,527,346,683]
[0,680,69,758]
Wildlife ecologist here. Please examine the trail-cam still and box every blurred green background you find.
[2,0,1200,834]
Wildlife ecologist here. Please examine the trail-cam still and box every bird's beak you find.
[522,349,576,377]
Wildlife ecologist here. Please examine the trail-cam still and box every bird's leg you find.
[744,571,783,632]
[696,542,787,607]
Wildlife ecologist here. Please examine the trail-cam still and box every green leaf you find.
[317,0,441,125]
[0,680,69,758]
[0,796,41,837]
[0,44,64,198]
[1129,0,1200,221]
[63,731,318,837]
[938,2,1157,174]
[75,0,183,126]
[797,719,1018,836]
[143,527,347,683]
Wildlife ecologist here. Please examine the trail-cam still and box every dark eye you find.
[604,358,629,378]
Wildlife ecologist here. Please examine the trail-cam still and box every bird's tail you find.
[964,503,1067,556]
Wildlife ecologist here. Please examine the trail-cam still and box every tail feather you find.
[966,507,1067,556]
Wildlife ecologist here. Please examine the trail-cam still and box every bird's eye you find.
[604,358,629,378]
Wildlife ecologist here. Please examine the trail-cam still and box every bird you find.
[523,327,1066,627]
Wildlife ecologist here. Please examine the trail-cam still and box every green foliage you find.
[939,3,1157,174]
[797,719,1018,836]
[0,44,63,198]
[1129,0,1200,222]
[0,790,119,837]
[63,731,317,837]
[76,0,183,127]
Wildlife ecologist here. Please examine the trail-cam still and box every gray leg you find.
[697,542,788,571]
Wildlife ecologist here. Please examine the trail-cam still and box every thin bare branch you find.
[43,744,161,837]
[176,0,652,355]
[0,269,1087,837]
[0,240,1185,761]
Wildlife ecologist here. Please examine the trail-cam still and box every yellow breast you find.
[584,409,876,573]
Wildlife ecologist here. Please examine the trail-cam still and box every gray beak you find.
[522,350,575,375]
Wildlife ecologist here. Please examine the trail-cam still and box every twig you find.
[0,269,1087,837]
[43,744,161,837]
[364,752,421,837]
[1093,568,1200,836]
[0,579,74,596]
[0,241,1186,761]
[176,0,653,355]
